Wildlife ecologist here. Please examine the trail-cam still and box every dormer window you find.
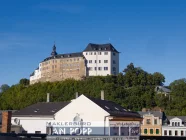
[115,107,119,110]
[147,119,151,124]
[105,106,110,109]
[175,122,177,126]
[105,48,107,50]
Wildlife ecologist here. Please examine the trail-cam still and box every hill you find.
[1,63,185,116]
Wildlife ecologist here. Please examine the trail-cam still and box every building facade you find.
[11,92,141,136]
[138,110,164,136]
[162,116,186,136]
[30,43,119,84]
[83,43,119,76]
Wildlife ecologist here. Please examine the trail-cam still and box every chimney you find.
[76,92,78,98]
[142,108,147,112]
[101,90,104,100]
[47,93,50,102]
[2,111,12,133]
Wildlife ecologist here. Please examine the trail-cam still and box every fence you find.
[1,133,186,140]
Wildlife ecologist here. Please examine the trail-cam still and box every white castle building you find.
[30,43,120,84]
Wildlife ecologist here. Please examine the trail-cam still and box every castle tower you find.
[51,44,57,56]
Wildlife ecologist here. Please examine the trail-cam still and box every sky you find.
[0,0,186,86]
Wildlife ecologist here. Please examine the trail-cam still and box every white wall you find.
[162,126,186,136]
[54,95,110,135]
[11,117,54,133]
[169,118,183,126]
[83,51,119,76]
[55,95,110,122]
[162,117,186,136]
[30,67,41,82]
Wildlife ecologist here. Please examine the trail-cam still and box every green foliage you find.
[19,78,30,86]
[1,63,182,116]
[0,84,10,93]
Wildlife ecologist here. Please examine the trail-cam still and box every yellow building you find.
[138,109,165,136]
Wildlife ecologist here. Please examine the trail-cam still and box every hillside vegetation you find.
[0,63,186,116]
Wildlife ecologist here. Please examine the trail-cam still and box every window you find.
[86,53,88,55]
[115,107,119,110]
[94,52,96,55]
[175,130,178,136]
[88,67,92,71]
[99,60,101,63]
[95,67,97,70]
[178,122,180,126]
[164,130,167,136]
[121,127,129,136]
[110,127,119,136]
[104,67,108,71]
[113,60,116,64]
[98,52,102,55]
[105,106,110,109]
[55,65,57,68]
[144,129,147,134]
[154,119,157,125]
[156,129,159,134]
[146,119,151,124]
[89,60,92,63]
[95,60,97,63]
[35,131,41,134]
[172,122,174,126]
[98,67,102,71]
[104,52,108,55]
[169,130,172,136]
[181,131,184,136]
[150,129,153,134]
[104,60,108,63]
[175,122,177,126]
[113,67,116,71]
[22,131,27,134]
[89,52,92,55]
[113,52,115,56]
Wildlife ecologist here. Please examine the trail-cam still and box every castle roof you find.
[84,43,119,53]
[41,52,83,62]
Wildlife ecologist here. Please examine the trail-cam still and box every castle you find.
[30,43,119,84]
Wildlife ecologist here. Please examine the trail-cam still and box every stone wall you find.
[30,56,86,84]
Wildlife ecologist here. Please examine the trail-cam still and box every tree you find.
[153,72,165,86]
[0,63,169,115]
[0,84,10,93]
[19,78,30,86]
